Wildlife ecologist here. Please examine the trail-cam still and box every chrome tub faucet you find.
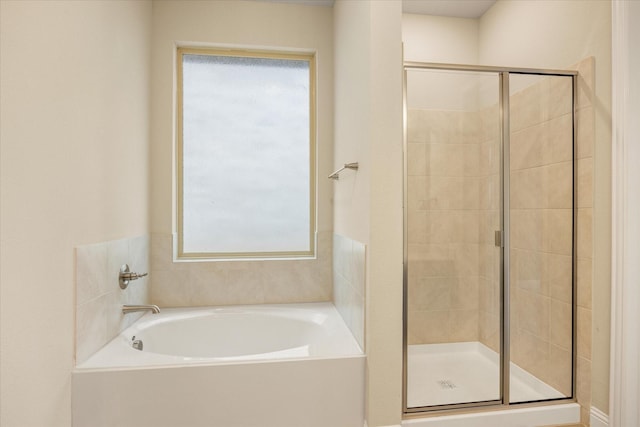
[122,304,160,314]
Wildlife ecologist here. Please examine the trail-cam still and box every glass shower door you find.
[508,73,574,403]
[404,69,502,409]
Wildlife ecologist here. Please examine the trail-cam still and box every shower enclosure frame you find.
[402,61,579,416]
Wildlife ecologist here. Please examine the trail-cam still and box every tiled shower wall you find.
[477,104,501,354]
[75,235,149,365]
[333,233,365,350]
[406,108,495,345]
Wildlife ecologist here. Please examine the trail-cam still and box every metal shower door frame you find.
[402,62,578,416]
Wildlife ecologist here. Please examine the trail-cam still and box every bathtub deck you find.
[73,302,365,427]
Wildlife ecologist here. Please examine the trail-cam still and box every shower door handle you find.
[495,230,503,247]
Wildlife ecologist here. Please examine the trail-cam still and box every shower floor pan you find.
[407,341,565,408]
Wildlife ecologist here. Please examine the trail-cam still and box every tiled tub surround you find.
[75,234,150,365]
[150,231,332,307]
[333,233,366,350]
[405,58,593,417]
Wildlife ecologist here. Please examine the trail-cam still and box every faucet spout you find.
[122,304,160,314]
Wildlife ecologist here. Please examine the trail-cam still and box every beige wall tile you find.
[478,244,499,281]
[517,289,550,341]
[76,235,150,365]
[76,243,108,306]
[453,243,480,277]
[577,306,592,360]
[511,209,543,251]
[450,276,480,310]
[544,209,573,255]
[478,211,500,244]
[546,162,573,209]
[546,252,573,304]
[462,177,481,209]
[576,355,592,407]
[479,140,499,175]
[408,276,452,311]
[511,167,544,209]
[479,277,500,315]
[427,176,465,210]
[427,211,464,244]
[407,142,427,176]
[408,256,455,279]
[510,84,543,132]
[513,248,545,295]
[511,124,544,170]
[481,105,500,142]
[575,57,594,111]
[150,232,173,272]
[76,296,109,364]
[463,143,481,176]
[332,234,365,350]
[577,257,592,309]
[429,143,466,176]
[408,210,428,244]
[408,310,451,344]
[544,113,573,164]
[479,310,500,352]
[577,158,594,208]
[511,329,549,381]
[550,299,572,351]
[548,344,573,396]
[544,75,573,121]
[407,109,430,143]
[449,309,479,342]
[461,211,480,243]
[576,106,594,159]
[577,208,593,259]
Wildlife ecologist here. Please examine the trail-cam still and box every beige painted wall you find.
[150,0,333,235]
[149,0,334,307]
[403,13,479,64]
[0,1,152,426]
[333,0,371,242]
[334,1,404,425]
[479,0,612,416]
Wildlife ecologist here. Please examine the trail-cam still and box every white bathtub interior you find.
[77,302,362,368]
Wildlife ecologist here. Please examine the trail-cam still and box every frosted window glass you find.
[180,53,313,256]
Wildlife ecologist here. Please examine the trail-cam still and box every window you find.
[176,47,316,259]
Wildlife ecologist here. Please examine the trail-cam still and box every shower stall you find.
[403,63,576,414]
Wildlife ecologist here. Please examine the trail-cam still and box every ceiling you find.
[402,0,497,19]
[256,0,498,19]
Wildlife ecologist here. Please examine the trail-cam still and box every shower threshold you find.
[407,342,564,408]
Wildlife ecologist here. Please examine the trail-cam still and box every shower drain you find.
[437,379,457,389]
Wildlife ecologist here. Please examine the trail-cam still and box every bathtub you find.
[72,302,365,427]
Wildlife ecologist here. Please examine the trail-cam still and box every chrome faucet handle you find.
[119,264,148,289]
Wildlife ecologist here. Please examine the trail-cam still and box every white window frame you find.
[175,47,317,260]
